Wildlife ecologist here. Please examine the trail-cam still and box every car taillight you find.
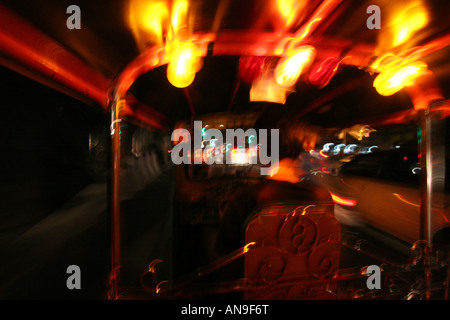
[330,192,357,207]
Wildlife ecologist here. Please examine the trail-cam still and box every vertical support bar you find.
[419,101,446,300]
[419,108,433,300]
[108,97,126,299]
[420,108,433,245]
[420,104,446,244]
[407,70,445,300]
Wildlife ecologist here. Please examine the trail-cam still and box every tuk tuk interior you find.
[1,0,450,300]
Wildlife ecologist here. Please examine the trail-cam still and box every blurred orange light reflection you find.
[377,1,429,51]
[275,0,307,28]
[393,193,419,207]
[172,0,188,33]
[250,63,292,104]
[275,46,315,87]
[391,3,428,47]
[330,192,357,207]
[373,60,427,96]
[128,0,169,48]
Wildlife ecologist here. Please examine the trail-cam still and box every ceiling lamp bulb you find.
[166,41,202,88]
[274,45,315,88]
[373,60,427,96]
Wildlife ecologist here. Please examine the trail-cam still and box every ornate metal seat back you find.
[243,201,341,299]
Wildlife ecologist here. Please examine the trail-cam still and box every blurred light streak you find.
[250,63,292,104]
[404,34,450,62]
[307,56,350,88]
[344,144,357,154]
[238,56,267,84]
[274,0,342,61]
[371,53,395,71]
[211,0,231,34]
[277,18,322,57]
[166,40,202,88]
[0,3,110,108]
[373,54,428,96]
[290,0,342,44]
[319,149,329,158]
[330,192,357,207]
[393,193,419,207]
[391,2,428,48]
[128,0,170,49]
[373,61,427,96]
[275,0,305,28]
[291,18,322,47]
[404,71,444,110]
[269,166,279,177]
[244,242,256,253]
[275,1,291,23]
[377,1,429,51]
[171,0,188,33]
[275,45,315,87]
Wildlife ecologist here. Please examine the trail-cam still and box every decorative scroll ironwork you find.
[136,202,449,300]
[243,203,341,299]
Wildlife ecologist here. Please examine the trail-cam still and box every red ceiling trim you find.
[0,3,111,109]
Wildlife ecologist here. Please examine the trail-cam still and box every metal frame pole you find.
[108,97,126,299]
[418,100,447,300]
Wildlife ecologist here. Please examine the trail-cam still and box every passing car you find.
[320,149,450,248]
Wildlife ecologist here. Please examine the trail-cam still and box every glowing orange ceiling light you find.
[373,60,428,96]
[274,45,315,87]
[171,0,188,33]
[276,0,296,25]
[128,0,169,48]
[391,3,428,48]
[163,1,203,88]
[275,0,307,28]
[166,40,202,88]
[377,1,428,51]
[144,2,169,36]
